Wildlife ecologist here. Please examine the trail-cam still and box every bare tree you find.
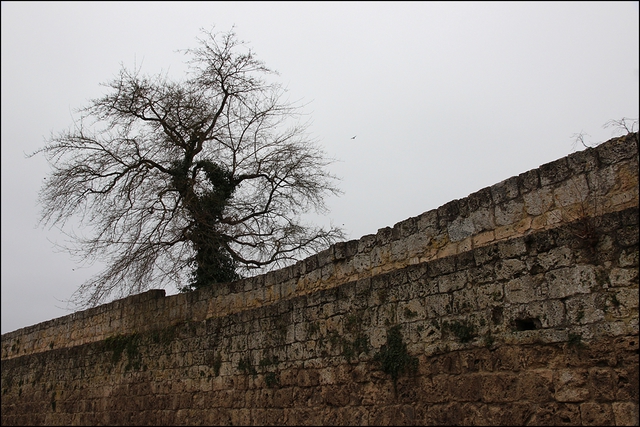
[572,117,638,150]
[31,28,344,308]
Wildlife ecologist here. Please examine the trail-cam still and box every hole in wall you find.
[514,317,541,331]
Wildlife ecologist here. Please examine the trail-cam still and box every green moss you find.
[568,332,585,348]
[273,315,289,341]
[609,293,621,308]
[404,308,418,319]
[345,314,359,332]
[306,322,320,337]
[102,333,141,370]
[151,325,177,345]
[595,268,610,287]
[373,325,418,395]
[259,355,278,367]
[483,333,495,347]
[265,372,279,388]
[378,289,389,303]
[328,331,341,348]
[442,320,476,343]
[212,353,223,376]
[238,355,257,377]
[342,333,370,362]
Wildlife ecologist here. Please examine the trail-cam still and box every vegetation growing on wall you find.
[442,319,477,343]
[102,334,142,371]
[373,325,418,394]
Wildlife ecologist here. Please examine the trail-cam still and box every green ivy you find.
[373,325,418,394]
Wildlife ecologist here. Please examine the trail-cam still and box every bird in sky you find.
[351,135,357,139]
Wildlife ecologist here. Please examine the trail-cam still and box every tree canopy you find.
[33,28,344,308]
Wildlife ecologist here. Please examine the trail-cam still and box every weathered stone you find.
[448,215,476,242]
[555,369,590,402]
[437,199,460,226]
[523,187,554,216]
[539,157,571,186]
[495,199,525,226]
[491,176,520,204]
[3,134,639,426]
[545,265,596,299]
[596,133,638,165]
[553,174,590,208]
[518,169,541,193]
[612,401,639,426]
[480,372,520,403]
[504,275,548,304]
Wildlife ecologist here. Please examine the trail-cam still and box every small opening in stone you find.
[514,317,541,331]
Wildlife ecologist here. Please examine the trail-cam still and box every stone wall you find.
[1,133,638,426]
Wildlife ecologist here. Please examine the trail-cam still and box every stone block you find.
[398,299,426,322]
[490,176,520,204]
[437,199,460,226]
[612,402,639,426]
[419,375,451,403]
[553,174,589,208]
[390,239,409,261]
[435,270,468,293]
[504,276,548,304]
[393,216,417,239]
[609,267,639,287]
[596,133,637,164]
[475,283,504,309]
[448,373,483,402]
[416,209,438,232]
[424,293,452,318]
[495,259,526,281]
[534,246,574,271]
[497,236,527,258]
[539,157,571,186]
[404,232,431,258]
[555,369,590,402]
[524,188,554,216]
[472,230,495,248]
[518,369,554,401]
[448,215,475,242]
[428,256,457,277]
[546,265,596,299]
[580,402,614,426]
[518,169,540,193]
[565,293,604,325]
[480,372,520,403]
[567,147,599,174]
[587,368,618,401]
[495,200,525,226]
[451,287,478,313]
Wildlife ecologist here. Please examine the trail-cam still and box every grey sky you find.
[2,1,638,334]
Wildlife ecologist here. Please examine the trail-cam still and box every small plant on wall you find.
[373,325,418,395]
[442,319,477,343]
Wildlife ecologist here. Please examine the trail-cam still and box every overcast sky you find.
[2,2,638,334]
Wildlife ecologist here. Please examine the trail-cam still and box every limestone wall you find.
[2,133,637,361]
[1,133,638,426]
